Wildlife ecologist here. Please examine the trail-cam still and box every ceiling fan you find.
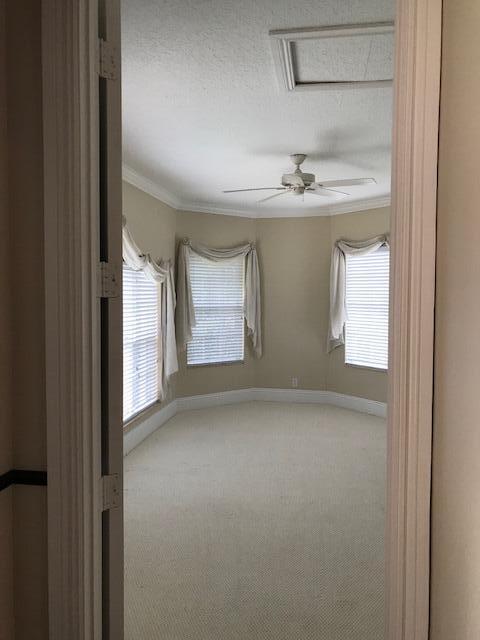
[223,154,376,203]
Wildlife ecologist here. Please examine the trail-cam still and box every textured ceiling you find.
[121,0,395,217]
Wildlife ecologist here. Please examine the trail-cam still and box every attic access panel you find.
[270,22,395,91]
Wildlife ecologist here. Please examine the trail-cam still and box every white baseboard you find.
[322,391,387,418]
[178,388,387,418]
[252,388,329,404]
[124,388,387,455]
[176,388,254,412]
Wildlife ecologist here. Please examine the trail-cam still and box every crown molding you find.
[122,165,391,218]
[122,164,183,210]
[179,203,261,218]
[184,195,391,218]
[261,195,391,218]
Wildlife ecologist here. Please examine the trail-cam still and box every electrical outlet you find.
[291,377,298,388]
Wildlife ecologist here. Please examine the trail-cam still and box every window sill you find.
[187,359,245,369]
[123,400,163,432]
[344,362,388,373]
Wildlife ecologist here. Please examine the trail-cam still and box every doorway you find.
[42,0,441,638]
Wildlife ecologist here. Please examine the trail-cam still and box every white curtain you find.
[176,239,262,358]
[122,218,179,397]
[328,234,389,352]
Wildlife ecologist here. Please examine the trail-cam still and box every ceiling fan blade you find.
[316,178,376,188]
[223,187,285,194]
[258,191,289,204]
[307,186,348,199]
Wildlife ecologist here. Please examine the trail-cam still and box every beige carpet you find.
[124,402,386,640]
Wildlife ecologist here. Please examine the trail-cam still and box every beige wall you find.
[1,3,48,638]
[0,1,14,637]
[255,216,331,390]
[430,1,480,638]
[123,181,177,262]
[123,182,389,403]
[8,1,46,474]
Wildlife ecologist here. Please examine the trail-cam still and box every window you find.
[345,245,389,370]
[123,265,159,422]
[187,253,245,366]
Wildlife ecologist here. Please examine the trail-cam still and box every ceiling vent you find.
[269,22,394,92]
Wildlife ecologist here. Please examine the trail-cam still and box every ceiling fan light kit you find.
[223,154,376,204]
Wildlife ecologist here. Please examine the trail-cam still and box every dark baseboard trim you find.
[0,469,48,492]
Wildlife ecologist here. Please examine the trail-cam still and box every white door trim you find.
[42,0,102,637]
[42,0,442,638]
[386,1,441,638]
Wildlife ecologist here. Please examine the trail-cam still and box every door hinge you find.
[102,474,120,511]
[98,38,118,80]
[97,261,120,298]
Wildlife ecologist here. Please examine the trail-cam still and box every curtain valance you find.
[176,239,262,358]
[328,234,389,352]
[122,219,179,394]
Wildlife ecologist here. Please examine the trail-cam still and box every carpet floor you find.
[124,402,386,640]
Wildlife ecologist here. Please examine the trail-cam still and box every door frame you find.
[42,0,442,638]
[43,0,103,637]
[386,1,441,639]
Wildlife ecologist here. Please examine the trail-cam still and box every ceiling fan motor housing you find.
[281,172,315,187]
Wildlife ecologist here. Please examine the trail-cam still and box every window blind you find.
[187,252,245,366]
[123,265,159,421]
[345,245,389,370]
